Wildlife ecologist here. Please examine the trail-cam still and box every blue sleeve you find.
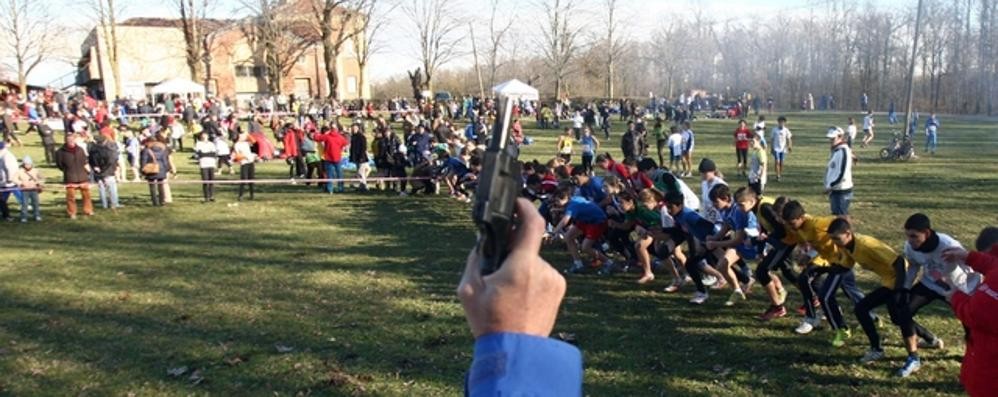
[465,333,583,397]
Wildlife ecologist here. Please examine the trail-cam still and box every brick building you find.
[77,6,369,104]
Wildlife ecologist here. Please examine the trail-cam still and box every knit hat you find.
[22,155,32,166]
[698,158,717,173]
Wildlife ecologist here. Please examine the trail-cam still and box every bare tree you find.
[239,0,318,95]
[90,0,122,98]
[351,0,393,100]
[308,0,369,99]
[483,0,513,89]
[0,0,54,96]
[602,0,625,98]
[174,0,215,84]
[538,0,584,99]
[402,0,461,94]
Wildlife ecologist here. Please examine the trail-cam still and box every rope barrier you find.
[0,175,437,193]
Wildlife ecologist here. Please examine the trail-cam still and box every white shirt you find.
[572,114,584,128]
[904,233,982,296]
[846,125,858,140]
[699,176,727,225]
[863,115,874,130]
[825,143,853,191]
[234,141,257,165]
[771,126,792,153]
[195,140,218,169]
[215,139,231,156]
[681,129,694,151]
[667,133,683,153]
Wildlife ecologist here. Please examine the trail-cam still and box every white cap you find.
[825,126,844,139]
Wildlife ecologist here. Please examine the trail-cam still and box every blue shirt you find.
[443,157,469,178]
[575,177,606,204]
[565,196,607,224]
[674,207,718,242]
[580,135,596,155]
[466,333,582,397]
[725,207,761,259]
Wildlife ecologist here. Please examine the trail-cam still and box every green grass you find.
[1,111,996,396]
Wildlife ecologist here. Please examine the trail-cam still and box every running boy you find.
[550,187,615,274]
[770,116,792,181]
[827,218,922,377]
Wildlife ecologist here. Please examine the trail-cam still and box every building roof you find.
[120,17,233,32]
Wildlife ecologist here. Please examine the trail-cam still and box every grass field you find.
[1,111,996,396]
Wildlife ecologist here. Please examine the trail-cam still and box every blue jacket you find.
[466,333,582,396]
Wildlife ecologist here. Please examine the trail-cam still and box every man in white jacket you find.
[824,127,853,217]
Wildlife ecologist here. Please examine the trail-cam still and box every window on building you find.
[253,66,266,78]
[346,76,358,94]
[235,65,249,77]
[297,54,307,65]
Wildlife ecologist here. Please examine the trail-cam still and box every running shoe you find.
[664,279,684,293]
[702,274,718,287]
[567,261,586,274]
[689,292,709,305]
[917,338,945,350]
[831,328,852,347]
[777,287,788,306]
[758,305,787,321]
[725,290,747,306]
[794,317,821,334]
[859,349,885,364]
[897,355,922,378]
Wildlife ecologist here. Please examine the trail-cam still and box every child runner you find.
[654,120,666,166]
[781,200,869,344]
[754,115,767,147]
[550,187,615,273]
[901,213,982,350]
[770,116,792,181]
[704,186,757,306]
[557,127,574,163]
[579,128,599,175]
[846,117,858,148]
[827,218,922,377]
[754,196,796,320]
[666,191,726,304]
[697,158,727,226]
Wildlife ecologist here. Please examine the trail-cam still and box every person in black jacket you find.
[89,135,120,210]
[620,122,637,161]
[348,123,370,191]
[54,134,93,218]
[37,123,57,165]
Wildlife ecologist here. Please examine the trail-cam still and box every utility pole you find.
[469,23,485,99]
[903,0,925,135]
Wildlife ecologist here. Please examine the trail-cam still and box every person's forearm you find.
[893,256,911,290]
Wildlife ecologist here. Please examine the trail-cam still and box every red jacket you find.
[951,245,998,397]
[313,129,348,163]
[281,129,302,158]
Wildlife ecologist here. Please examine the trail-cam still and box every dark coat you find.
[55,144,90,183]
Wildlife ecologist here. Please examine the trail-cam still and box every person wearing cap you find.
[12,155,43,222]
[55,133,93,219]
[824,126,854,217]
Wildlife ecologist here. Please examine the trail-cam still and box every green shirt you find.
[626,206,661,228]
[654,126,665,141]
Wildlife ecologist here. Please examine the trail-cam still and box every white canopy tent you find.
[491,79,539,101]
[150,78,206,96]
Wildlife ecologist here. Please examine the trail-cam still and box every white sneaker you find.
[859,349,885,364]
[725,289,747,306]
[689,291,709,304]
[795,317,821,334]
[917,338,944,350]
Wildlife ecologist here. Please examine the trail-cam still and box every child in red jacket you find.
[943,227,998,397]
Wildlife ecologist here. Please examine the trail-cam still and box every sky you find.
[28,0,913,87]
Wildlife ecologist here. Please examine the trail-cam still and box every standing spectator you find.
[349,123,371,191]
[571,110,584,141]
[770,116,792,181]
[846,117,858,148]
[140,135,173,207]
[680,121,695,178]
[12,155,43,222]
[824,127,854,217]
[55,134,93,219]
[0,143,13,221]
[195,132,218,202]
[579,128,599,175]
[733,119,752,176]
[653,120,666,166]
[234,132,258,201]
[861,110,876,147]
[38,121,58,165]
[620,122,637,161]
[313,126,349,194]
[124,129,142,182]
[89,135,120,210]
[281,123,304,179]
[924,113,939,155]
[747,135,767,196]
[888,101,898,125]
[860,92,869,112]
